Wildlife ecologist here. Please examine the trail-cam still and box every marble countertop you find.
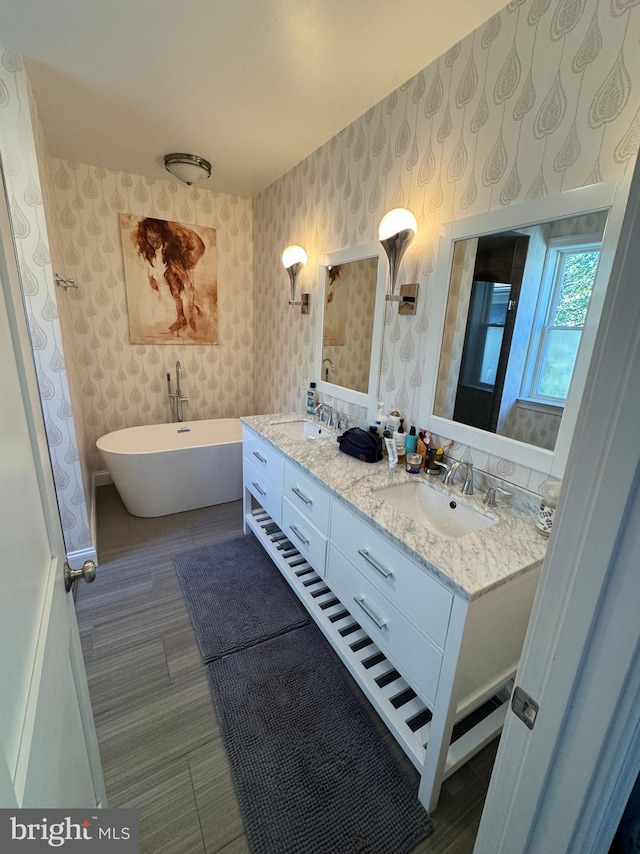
[241,413,548,601]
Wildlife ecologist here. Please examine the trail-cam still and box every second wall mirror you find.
[419,180,630,477]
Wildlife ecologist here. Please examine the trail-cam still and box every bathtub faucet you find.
[168,361,189,422]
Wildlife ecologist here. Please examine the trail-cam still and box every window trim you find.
[522,234,602,406]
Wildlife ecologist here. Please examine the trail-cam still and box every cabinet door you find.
[331,501,453,650]
[242,428,285,490]
[283,461,331,535]
[327,544,443,708]
[282,498,328,575]
[244,457,283,526]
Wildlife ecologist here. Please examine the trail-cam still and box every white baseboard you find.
[93,469,113,488]
[87,470,114,569]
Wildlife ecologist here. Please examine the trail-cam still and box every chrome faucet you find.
[314,402,332,424]
[168,361,189,422]
[443,460,474,495]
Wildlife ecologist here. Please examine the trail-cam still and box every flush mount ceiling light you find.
[378,207,419,315]
[163,153,212,186]
[282,244,310,314]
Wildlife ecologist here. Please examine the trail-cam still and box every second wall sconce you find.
[282,244,310,314]
[378,208,419,315]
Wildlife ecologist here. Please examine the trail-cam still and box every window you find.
[525,238,600,403]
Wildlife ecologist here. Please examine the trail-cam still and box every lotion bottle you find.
[535,479,562,537]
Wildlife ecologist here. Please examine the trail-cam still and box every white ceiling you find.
[0,0,508,198]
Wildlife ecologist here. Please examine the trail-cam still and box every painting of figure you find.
[120,214,218,344]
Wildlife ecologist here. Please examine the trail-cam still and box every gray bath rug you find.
[172,535,309,662]
[206,624,434,854]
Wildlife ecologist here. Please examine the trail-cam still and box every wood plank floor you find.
[75,485,497,854]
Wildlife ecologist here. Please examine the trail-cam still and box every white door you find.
[474,161,640,851]
[0,185,105,808]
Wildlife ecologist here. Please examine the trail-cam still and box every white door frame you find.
[474,157,640,851]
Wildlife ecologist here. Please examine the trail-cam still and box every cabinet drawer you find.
[284,461,331,535]
[243,428,284,491]
[330,501,452,650]
[327,544,442,707]
[244,457,282,526]
[282,498,328,575]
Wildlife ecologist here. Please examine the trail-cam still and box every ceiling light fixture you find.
[163,153,212,186]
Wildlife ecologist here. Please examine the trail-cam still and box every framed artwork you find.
[120,214,218,344]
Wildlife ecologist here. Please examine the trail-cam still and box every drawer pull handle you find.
[289,525,310,546]
[354,596,387,630]
[251,481,266,497]
[252,450,267,463]
[358,549,393,579]
[291,486,313,505]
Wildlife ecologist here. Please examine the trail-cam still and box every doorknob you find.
[64,559,96,593]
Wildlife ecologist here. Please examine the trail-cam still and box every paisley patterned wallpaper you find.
[253,0,640,491]
[0,51,92,561]
[49,162,254,474]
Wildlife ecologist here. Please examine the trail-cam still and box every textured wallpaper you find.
[252,0,640,490]
[0,51,92,559]
[49,162,254,473]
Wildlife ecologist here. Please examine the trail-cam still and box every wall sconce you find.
[164,153,212,185]
[378,207,419,315]
[282,245,310,314]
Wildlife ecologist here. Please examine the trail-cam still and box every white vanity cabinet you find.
[242,429,285,525]
[241,423,540,812]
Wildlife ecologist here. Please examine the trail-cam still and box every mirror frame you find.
[418,180,630,478]
[314,240,387,411]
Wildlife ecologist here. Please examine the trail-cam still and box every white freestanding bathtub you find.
[96,418,243,517]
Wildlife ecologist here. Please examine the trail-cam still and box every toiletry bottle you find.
[306,382,317,415]
[394,419,406,461]
[405,425,418,454]
[372,400,386,436]
[417,431,428,470]
[387,411,401,433]
[536,479,562,537]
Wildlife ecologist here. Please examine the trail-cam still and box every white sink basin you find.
[375,480,496,540]
[276,420,334,440]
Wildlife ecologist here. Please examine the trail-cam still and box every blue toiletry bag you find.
[337,427,383,463]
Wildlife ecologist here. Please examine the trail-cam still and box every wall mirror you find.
[419,180,630,477]
[314,240,387,410]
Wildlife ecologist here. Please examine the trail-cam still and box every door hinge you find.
[511,685,539,730]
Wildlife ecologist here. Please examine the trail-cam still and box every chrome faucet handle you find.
[483,486,514,507]
[337,412,350,430]
[426,460,449,477]
[328,408,341,429]
[461,462,474,495]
